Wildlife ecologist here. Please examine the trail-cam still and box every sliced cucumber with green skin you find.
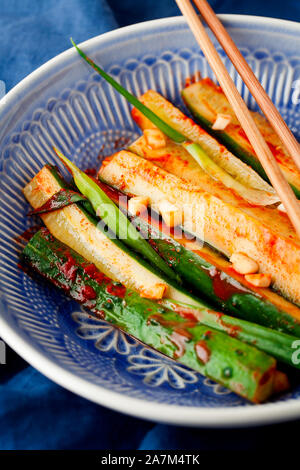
[97,179,300,337]
[185,108,270,180]
[182,141,279,206]
[21,227,278,403]
[161,299,300,368]
[23,164,203,306]
[99,150,300,305]
[70,43,278,205]
[54,148,179,283]
[182,81,300,199]
[133,90,276,195]
[130,206,300,337]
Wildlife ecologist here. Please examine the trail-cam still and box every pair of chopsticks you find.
[176,0,300,237]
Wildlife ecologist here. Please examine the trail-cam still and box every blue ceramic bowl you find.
[1,15,300,427]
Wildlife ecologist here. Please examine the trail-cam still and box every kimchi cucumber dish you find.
[20,42,300,404]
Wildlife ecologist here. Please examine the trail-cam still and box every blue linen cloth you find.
[1,0,300,450]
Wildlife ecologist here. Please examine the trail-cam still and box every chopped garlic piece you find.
[245,273,271,288]
[140,283,167,299]
[277,203,286,213]
[128,196,149,216]
[144,129,167,149]
[230,252,258,275]
[157,200,183,228]
[212,113,232,131]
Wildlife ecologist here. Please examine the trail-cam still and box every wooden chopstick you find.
[194,0,300,171]
[175,0,300,238]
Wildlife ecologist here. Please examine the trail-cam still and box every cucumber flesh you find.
[23,165,204,307]
[182,80,300,198]
[133,90,275,195]
[98,178,300,337]
[136,215,300,337]
[22,227,278,403]
[55,148,179,283]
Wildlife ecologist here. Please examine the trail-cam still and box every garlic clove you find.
[212,113,232,131]
[128,196,149,216]
[144,129,167,149]
[157,199,183,228]
[230,252,259,275]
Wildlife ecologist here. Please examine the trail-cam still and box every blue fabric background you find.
[1,0,300,450]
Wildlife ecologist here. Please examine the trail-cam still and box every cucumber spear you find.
[26,179,300,366]
[53,148,179,282]
[160,299,300,369]
[96,178,300,337]
[71,39,278,205]
[21,227,279,403]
